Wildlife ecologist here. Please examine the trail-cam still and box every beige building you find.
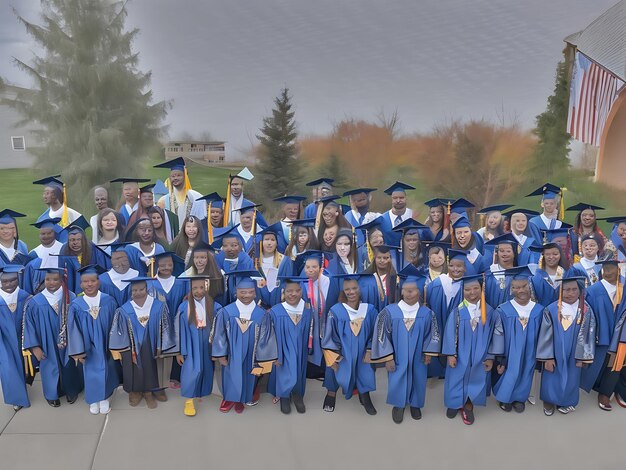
[164,141,226,163]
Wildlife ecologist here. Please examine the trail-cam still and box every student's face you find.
[541,198,557,215]
[230,178,243,198]
[43,186,57,205]
[404,233,420,251]
[191,279,207,300]
[580,209,596,228]
[44,273,62,293]
[369,230,384,247]
[402,283,420,305]
[375,251,391,271]
[111,251,130,274]
[335,236,351,258]
[553,236,568,253]
[351,193,369,209]
[511,214,527,234]
[263,234,277,254]
[454,227,472,248]
[170,170,184,188]
[323,226,338,247]
[68,233,83,253]
[80,274,100,296]
[619,223,626,243]
[319,186,332,197]
[94,189,108,210]
[602,264,619,284]
[322,205,339,225]
[448,259,466,279]
[561,281,580,304]
[297,230,309,247]
[497,244,515,264]
[283,282,302,306]
[486,212,501,229]
[39,228,56,246]
[429,248,445,268]
[304,260,321,280]
[137,221,154,243]
[101,212,118,231]
[283,203,299,220]
[184,221,199,240]
[463,282,482,304]
[511,279,531,304]
[122,183,138,202]
[222,238,241,258]
[140,191,154,209]
[429,206,443,223]
[210,207,223,225]
[240,212,253,231]
[0,223,15,242]
[236,287,256,304]
[342,279,360,303]
[0,274,18,293]
[158,257,174,277]
[543,247,561,268]
[193,251,209,272]
[150,212,163,229]
[581,239,599,259]
[131,282,148,303]
[391,191,406,211]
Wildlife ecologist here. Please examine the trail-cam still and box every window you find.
[11,136,25,151]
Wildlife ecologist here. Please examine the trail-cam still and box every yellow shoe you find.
[184,399,196,417]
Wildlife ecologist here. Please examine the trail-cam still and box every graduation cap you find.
[595,259,621,266]
[566,202,604,212]
[422,240,451,254]
[450,198,475,216]
[383,181,416,195]
[235,167,254,181]
[560,273,587,289]
[477,204,513,214]
[317,195,341,207]
[232,203,262,215]
[109,177,150,184]
[154,157,187,172]
[306,178,334,188]
[526,183,562,199]
[32,175,63,189]
[503,265,533,281]
[336,228,355,242]
[600,216,626,224]
[423,198,455,208]
[31,217,62,230]
[178,273,223,282]
[197,192,225,209]
[454,273,485,286]
[484,232,519,248]
[100,241,133,256]
[528,242,560,253]
[277,275,309,284]
[229,269,262,289]
[372,244,400,254]
[0,264,24,275]
[294,250,325,274]
[392,218,428,234]
[342,188,377,197]
[35,266,66,275]
[139,183,156,194]
[77,264,107,276]
[356,215,385,232]
[330,272,373,285]
[451,215,472,229]
[290,218,316,228]
[397,264,427,291]
[121,276,155,284]
[257,222,283,237]
[190,240,217,254]
[213,224,243,243]
[540,224,573,242]
[151,251,186,277]
[501,208,540,219]
[273,195,307,204]
[448,249,469,261]
[63,215,90,234]
[0,209,26,224]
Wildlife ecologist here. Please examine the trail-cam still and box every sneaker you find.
[527,394,536,405]
[99,400,110,414]
[47,399,61,408]
[322,394,336,413]
[13,405,23,412]
[392,407,404,424]
[557,406,575,414]
[66,395,78,404]
[461,407,474,425]
[498,402,512,412]
[89,403,100,415]
[184,399,196,417]
[615,393,626,408]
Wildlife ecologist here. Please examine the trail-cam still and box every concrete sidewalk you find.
[0,374,622,470]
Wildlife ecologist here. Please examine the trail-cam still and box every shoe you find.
[143,392,157,410]
[89,403,99,415]
[498,402,512,412]
[543,405,555,416]
[512,401,525,413]
[66,395,78,404]
[245,386,260,406]
[234,402,245,414]
[461,407,474,425]
[99,400,110,415]
[323,394,336,413]
[292,393,306,414]
[410,407,422,420]
[392,407,404,424]
[557,406,575,414]
[128,392,142,407]
[153,390,168,402]
[527,394,536,405]
[184,399,196,417]
[169,381,181,390]
[280,398,291,415]
[359,392,377,416]
[219,400,235,413]
[446,408,458,419]
[13,405,23,412]
[47,399,61,408]
[615,393,626,408]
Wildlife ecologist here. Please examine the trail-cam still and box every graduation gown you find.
[178,300,222,399]
[0,290,31,408]
[211,302,276,403]
[268,302,313,399]
[536,301,595,406]
[492,301,543,404]
[215,251,255,305]
[66,293,119,403]
[531,269,562,307]
[371,303,441,408]
[150,277,189,323]
[257,256,294,309]
[321,302,377,399]
[22,292,84,401]
[23,257,47,295]
[98,271,134,306]
[485,271,512,309]
[380,209,414,247]
[442,302,503,409]
[301,276,336,367]
[125,243,166,277]
[568,261,601,286]
[529,215,562,243]
[0,240,29,269]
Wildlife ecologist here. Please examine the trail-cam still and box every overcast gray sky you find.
[0,0,617,157]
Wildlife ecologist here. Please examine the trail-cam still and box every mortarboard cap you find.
[397,264,428,291]
[63,215,90,234]
[383,181,416,195]
[0,264,24,275]
[540,224,572,242]
[392,218,428,235]
[528,242,560,253]
[477,204,513,214]
[422,240,451,254]
[290,218,316,228]
[77,264,106,276]
[501,208,540,219]
[356,215,385,232]
[306,178,334,188]
[343,188,377,197]
[229,269,262,289]
[190,240,217,254]
[595,259,621,266]
[152,179,168,196]
[109,177,150,184]
[154,157,187,172]
[484,232,519,247]
[232,203,261,214]
[448,249,469,261]
[35,267,65,275]
[503,265,533,281]
[526,183,562,199]
[235,167,254,181]
[31,217,62,230]
[32,175,63,189]
[277,275,309,284]
[0,209,26,225]
[601,216,626,224]
[198,192,225,209]
[423,198,455,208]
[213,224,243,244]
[139,184,155,194]
[454,273,485,286]
[121,276,155,284]
[294,250,325,274]
[273,195,307,204]
[257,222,284,237]
[450,198,475,216]
[152,251,186,277]
[566,202,604,212]
[451,216,472,229]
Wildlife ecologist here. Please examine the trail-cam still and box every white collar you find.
[282,299,305,315]
[157,275,175,293]
[342,302,368,321]
[561,300,579,318]
[465,301,481,319]
[131,295,154,318]
[108,268,139,290]
[236,299,256,320]
[43,287,63,307]
[398,300,419,319]
[580,257,598,270]
[601,279,617,296]
[83,291,102,308]
[510,299,535,318]
[194,297,206,323]
[0,287,18,305]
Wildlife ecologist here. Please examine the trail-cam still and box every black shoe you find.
[359,392,377,415]
[512,401,525,413]
[498,401,512,412]
[47,399,61,408]
[280,397,291,415]
[66,395,78,404]
[410,407,422,420]
[392,407,404,424]
[292,393,306,414]
[462,407,475,425]
[446,408,458,419]
[323,394,336,413]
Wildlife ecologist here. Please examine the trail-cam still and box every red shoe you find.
[234,402,245,414]
[615,393,626,408]
[219,400,235,413]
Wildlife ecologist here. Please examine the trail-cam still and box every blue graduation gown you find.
[568,262,601,286]
[66,293,119,404]
[211,302,274,403]
[492,301,543,404]
[215,251,255,305]
[150,277,189,323]
[258,256,294,308]
[442,302,502,409]
[536,301,595,406]
[98,272,133,306]
[125,244,166,277]
[0,290,31,407]
[371,303,440,408]
[485,272,512,309]
[321,302,377,399]
[23,257,46,295]
[268,303,313,398]
[0,240,29,269]
[301,277,337,367]
[23,292,84,400]
[529,216,562,244]
[303,202,317,220]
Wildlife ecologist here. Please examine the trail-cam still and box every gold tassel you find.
[559,188,567,221]
[22,350,34,377]
[480,273,486,325]
[612,343,626,372]
[207,202,214,244]
[616,277,622,308]
[447,201,454,246]
[150,258,155,278]
[60,183,69,228]
[223,176,232,226]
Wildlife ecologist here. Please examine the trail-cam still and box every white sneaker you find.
[99,399,110,414]
[89,403,99,415]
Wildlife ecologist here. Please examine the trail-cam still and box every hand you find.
[176,354,184,366]
[423,355,432,365]
[330,362,339,373]
[497,364,506,375]
[484,359,493,372]
[218,357,228,367]
[32,347,45,361]
[72,354,86,364]
[575,361,583,368]
[447,356,457,368]
[275,361,281,367]
[363,350,372,363]
[256,279,267,289]
[544,359,556,372]
[385,361,396,372]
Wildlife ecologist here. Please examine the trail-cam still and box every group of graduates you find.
[1,158,626,425]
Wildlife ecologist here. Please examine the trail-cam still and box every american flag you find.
[567,51,625,146]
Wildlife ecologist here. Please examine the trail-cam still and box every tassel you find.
[480,273,486,325]
[150,257,155,278]
[423,284,427,307]
[557,281,563,324]
[223,176,232,226]
[447,201,454,246]
[207,202,214,244]
[23,350,34,377]
[559,188,567,221]
[60,183,69,228]
[616,277,622,307]
[612,343,626,372]
[366,237,374,265]
[314,201,323,233]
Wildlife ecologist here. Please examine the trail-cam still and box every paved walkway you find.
[0,374,622,470]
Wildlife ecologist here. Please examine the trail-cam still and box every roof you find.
[165,140,226,145]
[564,0,626,81]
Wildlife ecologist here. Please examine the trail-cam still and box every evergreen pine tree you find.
[256,88,301,201]
[320,153,348,193]
[1,0,168,210]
